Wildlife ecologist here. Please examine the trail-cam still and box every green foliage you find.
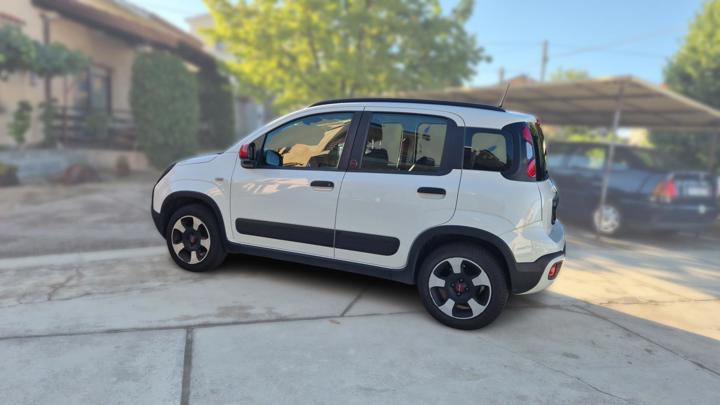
[83,110,110,140]
[0,25,88,79]
[38,99,59,147]
[130,51,199,168]
[0,26,36,78]
[651,0,720,170]
[198,69,236,148]
[204,0,488,113]
[549,68,590,82]
[8,101,33,146]
[34,42,90,78]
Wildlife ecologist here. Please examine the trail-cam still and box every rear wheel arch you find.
[404,226,516,289]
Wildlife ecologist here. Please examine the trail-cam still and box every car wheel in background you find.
[592,203,623,236]
[417,243,509,330]
[166,204,226,272]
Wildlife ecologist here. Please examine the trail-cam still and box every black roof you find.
[310,98,505,112]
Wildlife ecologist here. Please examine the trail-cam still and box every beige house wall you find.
[0,0,141,146]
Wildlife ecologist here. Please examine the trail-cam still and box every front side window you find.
[360,113,448,172]
[262,112,352,169]
[464,130,511,171]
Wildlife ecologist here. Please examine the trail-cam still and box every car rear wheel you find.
[592,203,622,236]
[166,204,226,272]
[417,243,509,330]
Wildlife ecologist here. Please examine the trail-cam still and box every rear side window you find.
[463,130,511,171]
[568,146,606,170]
[359,113,448,173]
[546,143,574,169]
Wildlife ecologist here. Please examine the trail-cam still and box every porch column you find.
[41,13,52,104]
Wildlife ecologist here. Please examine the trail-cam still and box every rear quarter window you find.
[463,129,512,172]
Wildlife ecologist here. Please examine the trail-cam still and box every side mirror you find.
[239,143,257,168]
[264,150,282,167]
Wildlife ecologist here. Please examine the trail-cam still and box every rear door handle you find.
[311,180,334,189]
[417,187,446,196]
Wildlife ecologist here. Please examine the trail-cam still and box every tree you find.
[650,0,720,170]
[198,69,236,148]
[549,68,590,82]
[130,51,200,168]
[204,0,488,113]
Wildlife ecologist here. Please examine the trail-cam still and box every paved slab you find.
[189,311,718,405]
[0,329,185,405]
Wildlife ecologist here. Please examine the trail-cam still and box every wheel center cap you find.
[453,282,467,294]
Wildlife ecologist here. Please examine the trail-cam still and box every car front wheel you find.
[417,243,509,330]
[165,204,226,272]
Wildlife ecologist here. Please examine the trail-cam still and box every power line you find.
[550,29,680,59]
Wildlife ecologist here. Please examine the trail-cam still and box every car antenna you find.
[497,83,510,108]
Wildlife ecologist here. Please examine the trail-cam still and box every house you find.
[186,13,269,137]
[0,0,215,154]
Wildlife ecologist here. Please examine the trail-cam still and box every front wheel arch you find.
[159,191,229,243]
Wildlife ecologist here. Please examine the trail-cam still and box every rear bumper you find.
[512,248,565,294]
[623,200,718,231]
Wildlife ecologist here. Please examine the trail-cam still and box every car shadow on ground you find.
[209,250,720,404]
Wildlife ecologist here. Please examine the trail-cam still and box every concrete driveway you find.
[0,180,718,404]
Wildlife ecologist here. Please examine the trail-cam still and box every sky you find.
[125,0,705,86]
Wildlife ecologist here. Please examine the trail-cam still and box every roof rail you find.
[309,97,505,112]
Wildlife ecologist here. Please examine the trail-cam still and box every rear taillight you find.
[522,126,536,179]
[548,261,562,280]
[653,179,678,203]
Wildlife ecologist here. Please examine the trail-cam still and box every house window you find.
[74,65,112,113]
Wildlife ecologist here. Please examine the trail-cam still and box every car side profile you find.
[548,142,718,236]
[151,98,565,329]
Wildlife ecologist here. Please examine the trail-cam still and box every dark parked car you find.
[548,142,718,235]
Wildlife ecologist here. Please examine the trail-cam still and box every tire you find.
[592,203,623,236]
[417,243,509,330]
[165,203,226,272]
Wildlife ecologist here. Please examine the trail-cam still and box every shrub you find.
[8,100,32,146]
[130,51,199,168]
[198,69,235,148]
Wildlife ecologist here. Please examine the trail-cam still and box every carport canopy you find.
[405,75,720,132]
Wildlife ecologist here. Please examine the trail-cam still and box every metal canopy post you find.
[710,132,719,197]
[596,82,626,238]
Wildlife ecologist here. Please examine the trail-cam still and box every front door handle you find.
[311,180,334,189]
[417,187,446,196]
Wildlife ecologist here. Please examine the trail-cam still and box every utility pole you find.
[540,40,549,82]
[498,67,505,84]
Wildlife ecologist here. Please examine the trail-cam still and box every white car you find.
[151,98,565,329]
